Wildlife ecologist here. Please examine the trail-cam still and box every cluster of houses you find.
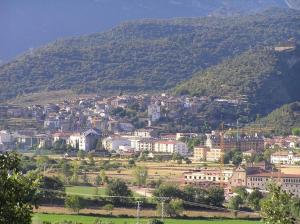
[184,162,300,197]
[102,128,190,156]
[184,132,300,197]
[193,131,264,162]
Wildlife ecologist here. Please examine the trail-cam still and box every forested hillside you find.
[0,9,299,101]
[250,102,300,135]
[1,0,287,61]
[174,45,300,115]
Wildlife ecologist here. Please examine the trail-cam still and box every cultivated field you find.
[32,213,260,224]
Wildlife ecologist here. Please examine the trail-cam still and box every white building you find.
[134,128,156,138]
[102,136,130,151]
[271,151,300,165]
[154,140,188,156]
[0,130,12,144]
[68,129,100,151]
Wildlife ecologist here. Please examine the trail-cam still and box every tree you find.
[128,159,136,167]
[133,166,148,187]
[183,185,208,204]
[207,187,225,206]
[70,161,79,185]
[234,186,248,202]
[292,128,300,136]
[149,219,164,224]
[164,199,184,217]
[106,179,132,205]
[77,150,85,160]
[228,195,243,210]
[60,159,72,184]
[232,150,243,166]
[153,184,182,201]
[103,204,114,215]
[291,198,300,220]
[247,188,263,211]
[261,183,296,224]
[0,152,39,224]
[39,176,65,204]
[65,195,83,214]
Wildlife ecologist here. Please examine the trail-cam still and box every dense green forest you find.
[174,45,300,115]
[0,9,299,100]
[250,102,300,135]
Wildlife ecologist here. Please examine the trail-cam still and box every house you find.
[193,146,209,161]
[193,146,223,162]
[134,128,157,138]
[206,148,223,162]
[68,129,100,151]
[154,140,188,156]
[184,168,234,188]
[270,151,300,165]
[102,136,130,151]
[136,138,155,152]
[0,130,12,144]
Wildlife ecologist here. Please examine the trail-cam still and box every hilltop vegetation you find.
[250,102,300,135]
[0,9,299,101]
[1,0,287,61]
[174,45,300,116]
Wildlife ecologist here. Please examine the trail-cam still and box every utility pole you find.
[136,201,142,224]
[161,200,165,221]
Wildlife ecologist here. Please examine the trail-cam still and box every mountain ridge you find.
[0,0,289,61]
[0,9,299,102]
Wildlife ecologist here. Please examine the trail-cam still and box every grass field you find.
[32,213,260,224]
[66,186,106,198]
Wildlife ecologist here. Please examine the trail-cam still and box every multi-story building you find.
[136,138,155,152]
[68,129,100,151]
[154,140,188,156]
[247,172,300,197]
[270,151,300,165]
[193,146,209,161]
[102,136,130,151]
[205,132,264,152]
[193,146,223,162]
[184,168,234,188]
[134,128,156,138]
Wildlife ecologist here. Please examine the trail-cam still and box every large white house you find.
[102,136,130,151]
[0,130,12,144]
[154,140,188,156]
[271,151,300,165]
[68,129,100,151]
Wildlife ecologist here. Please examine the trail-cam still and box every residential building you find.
[102,136,130,151]
[134,128,156,138]
[270,151,300,165]
[0,130,12,144]
[205,132,264,152]
[184,168,234,188]
[68,129,100,151]
[193,146,209,161]
[154,140,188,156]
[136,138,155,152]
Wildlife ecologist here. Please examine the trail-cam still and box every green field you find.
[33,213,260,224]
[65,186,107,198]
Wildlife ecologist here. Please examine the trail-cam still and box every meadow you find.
[32,213,260,224]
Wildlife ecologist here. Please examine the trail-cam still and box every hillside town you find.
[1,94,300,201]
